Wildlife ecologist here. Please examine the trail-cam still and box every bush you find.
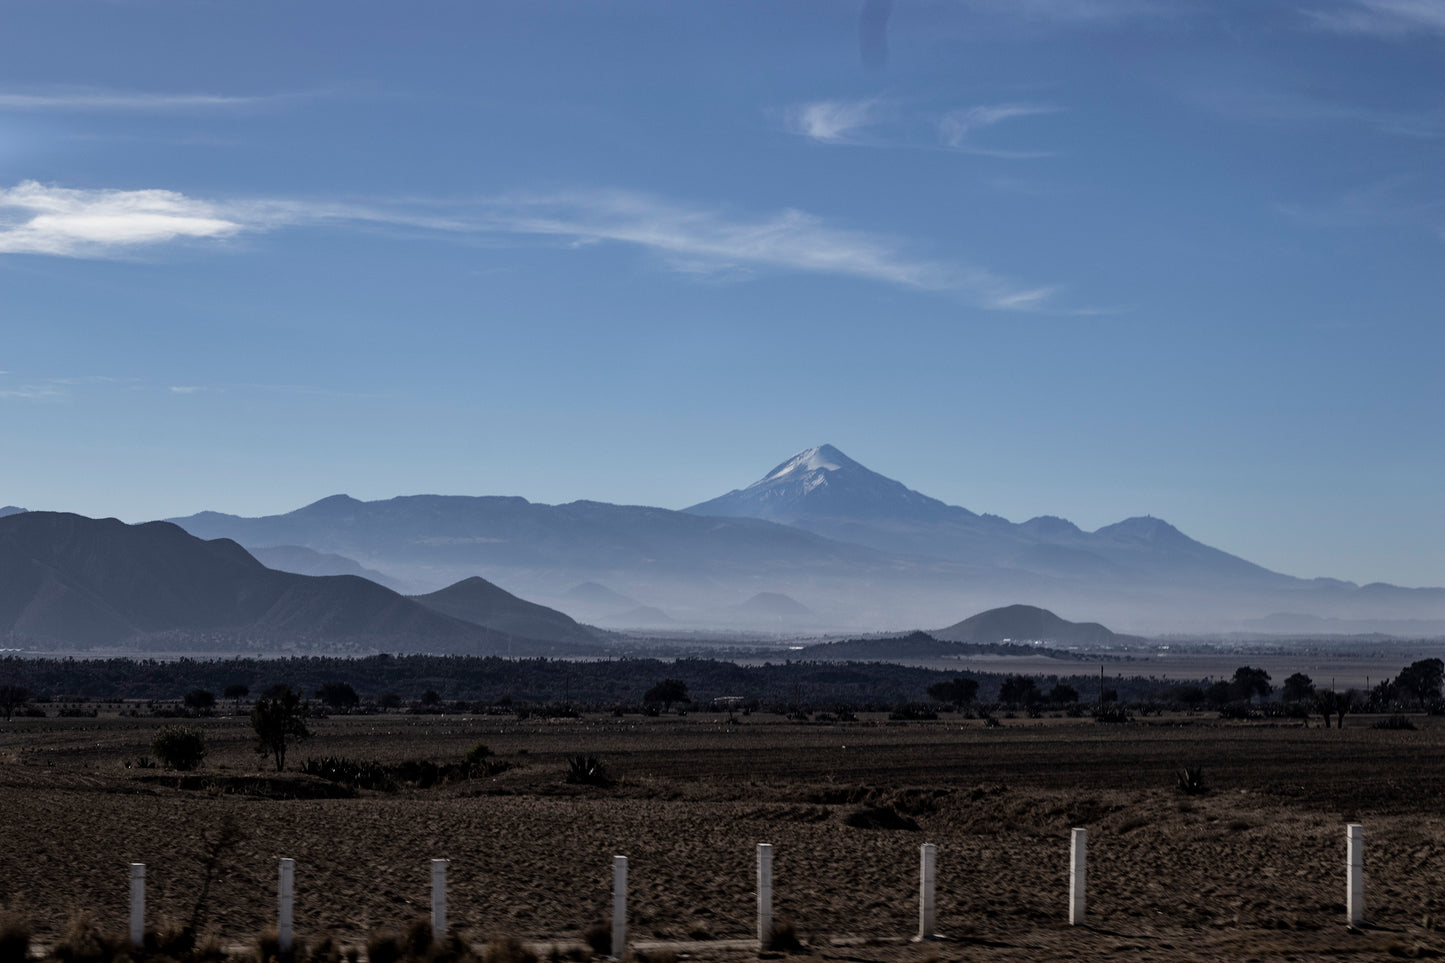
[151,724,208,771]
[1373,714,1418,730]
[765,919,804,953]
[0,913,30,963]
[1176,766,1207,795]
[484,936,537,963]
[52,915,123,963]
[566,754,613,787]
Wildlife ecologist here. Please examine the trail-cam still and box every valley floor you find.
[4,712,1445,961]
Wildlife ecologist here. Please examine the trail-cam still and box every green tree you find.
[1048,683,1079,704]
[250,686,311,772]
[317,682,360,710]
[998,675,1039,706]
[926,677,979,709]
[1232,666,1272,702]
[152,724,208,771]
[1395,659,1444,706]
[183,688,216,711]
[1282,673,1315,704]
[0,684,29,721]
[644,678,689,711]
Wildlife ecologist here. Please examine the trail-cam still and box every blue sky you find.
[2,0,1442,587]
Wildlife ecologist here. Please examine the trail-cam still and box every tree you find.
[317,682,360,710]
[183,689,216,711]
[1282,673,1315,704]
[1232,666,1272,702]
[1048,683,1079,704]
[1170,684,1206,709]
[644,679,689,711]
[1204,680,1234,707]
[0,684,30,721]
[250,686,311,772]
[1395,659,1444,706]
[998,675,1039,706]
[223,683,249,704]
[152,725,208,771]
[420,689,441,707]
[926,677,979,709]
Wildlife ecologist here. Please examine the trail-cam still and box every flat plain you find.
[5,709,1445,962]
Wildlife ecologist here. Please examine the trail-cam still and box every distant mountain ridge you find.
[686,444,1284,585]
[935,603,1137,647]
[164,445,1445,634]
[0,511,597,655]
[411,576,605,647]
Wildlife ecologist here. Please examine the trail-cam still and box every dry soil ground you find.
[5,710,1445,962]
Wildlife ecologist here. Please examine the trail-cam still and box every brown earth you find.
[5,710,1445,961]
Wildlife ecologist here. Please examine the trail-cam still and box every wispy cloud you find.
[0,181,1055,310]
[474,190,1053,309]
[939,103,1059,156]
[784,98,1058,157]
[1194,84,1445,138]
[787,99,884,144]
[0,87,300,112]
[0,181,245,256]
[1307,0,1445,37]
[0,383,65,400]
[169,386,202,394]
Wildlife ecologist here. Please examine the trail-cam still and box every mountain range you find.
[0,511,602,655]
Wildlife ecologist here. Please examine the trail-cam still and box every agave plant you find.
[566,754,613,787]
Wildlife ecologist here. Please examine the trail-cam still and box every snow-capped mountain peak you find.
[759,444,856,484]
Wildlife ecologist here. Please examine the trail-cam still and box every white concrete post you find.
[431,859,447,941]
[1347,823,1364,926]
[757,843,773,947]
[918,843,937,940]
[278,858,295,956]
[611,855,627,959]
[129,863,146,948]
[1068,828,1087,925]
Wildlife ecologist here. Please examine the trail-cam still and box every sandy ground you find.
[4,711,1445,961]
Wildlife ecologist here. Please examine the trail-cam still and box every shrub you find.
[464,742,494,775]
[582,923,611,958]
[52,915,123,963]
[151,724,208,771]
[301,756,396,791]
[1095,704,1132,724]
[484,936,537,963]
[1176,766,1207,795]
[0,913,30,963]
[566,754,613,787]
[765,919,804,953]
[1373,714,1418,730]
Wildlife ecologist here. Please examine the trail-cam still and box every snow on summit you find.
[759,444,855,485]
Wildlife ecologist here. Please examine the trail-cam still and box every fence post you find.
[1069,828,1087,925]
[431,859,447,941]
[757,843,773,947]
[129,863,145,948]
[278,858,295,956]
[918,843,937,940]
[611,855,627,958]
[1347,824,1364,926]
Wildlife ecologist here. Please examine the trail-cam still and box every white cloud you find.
[0,383,64,400]
[787,99,883,144]
[1308,0,1445,35]
[939,103,1058,155]
[0,181,244,257]
[169,386,202,394]
[475,190,1053,309]
[0,181,1054,310]
[0,87,289,111]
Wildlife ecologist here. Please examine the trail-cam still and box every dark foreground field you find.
[6,710,1445,962]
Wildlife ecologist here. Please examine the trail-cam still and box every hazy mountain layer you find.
[0,512,595,654]
[411,576,604,647]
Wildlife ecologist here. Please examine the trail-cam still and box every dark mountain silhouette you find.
[0,506,26,518]
[935,604,1128,647]
[411,576,603,647]
[0,512,596,654]
[796,629,1080,661]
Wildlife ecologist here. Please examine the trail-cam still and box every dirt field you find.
[6,710,1445,961]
